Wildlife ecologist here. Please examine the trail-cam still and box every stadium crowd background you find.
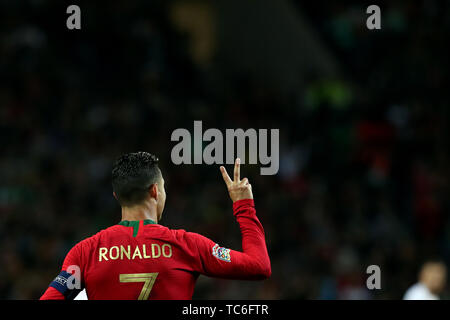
[0,0,449,299]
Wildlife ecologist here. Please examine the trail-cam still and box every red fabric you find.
[40,286,65,300]
[40,199,270,300]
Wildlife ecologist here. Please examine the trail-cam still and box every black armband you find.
[49,271,83,300]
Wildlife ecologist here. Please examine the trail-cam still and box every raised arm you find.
[186,159,271,280]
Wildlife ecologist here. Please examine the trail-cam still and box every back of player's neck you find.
[121,204,158,223]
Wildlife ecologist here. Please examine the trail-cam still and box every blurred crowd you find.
[0,0,449,299]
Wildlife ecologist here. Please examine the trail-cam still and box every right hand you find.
[220,158,253,203]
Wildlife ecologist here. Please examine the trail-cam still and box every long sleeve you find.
[185,199,271,280]
[40,286,65,300]
[40,242,84,300]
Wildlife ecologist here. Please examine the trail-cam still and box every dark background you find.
[0,0,449,299]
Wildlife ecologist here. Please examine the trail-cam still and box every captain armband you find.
[49,265,83,300]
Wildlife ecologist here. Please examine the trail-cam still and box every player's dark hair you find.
[111,152,161,207]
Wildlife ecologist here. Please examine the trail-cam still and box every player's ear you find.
[113,192,118,200]
[149,183,158,200]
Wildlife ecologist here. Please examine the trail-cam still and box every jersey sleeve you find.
[185,199,271,280]
[40,241,85,300]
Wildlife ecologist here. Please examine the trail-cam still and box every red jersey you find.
[40,199,271,300]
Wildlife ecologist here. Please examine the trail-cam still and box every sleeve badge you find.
[212,244,231,262]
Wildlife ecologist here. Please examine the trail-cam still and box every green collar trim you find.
[118,219,157,237]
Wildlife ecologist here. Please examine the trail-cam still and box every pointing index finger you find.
[220,166,232,186]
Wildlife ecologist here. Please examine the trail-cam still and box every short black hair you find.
[111,152,161,206]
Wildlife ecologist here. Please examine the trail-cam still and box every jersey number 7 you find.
[119,273,159,300]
